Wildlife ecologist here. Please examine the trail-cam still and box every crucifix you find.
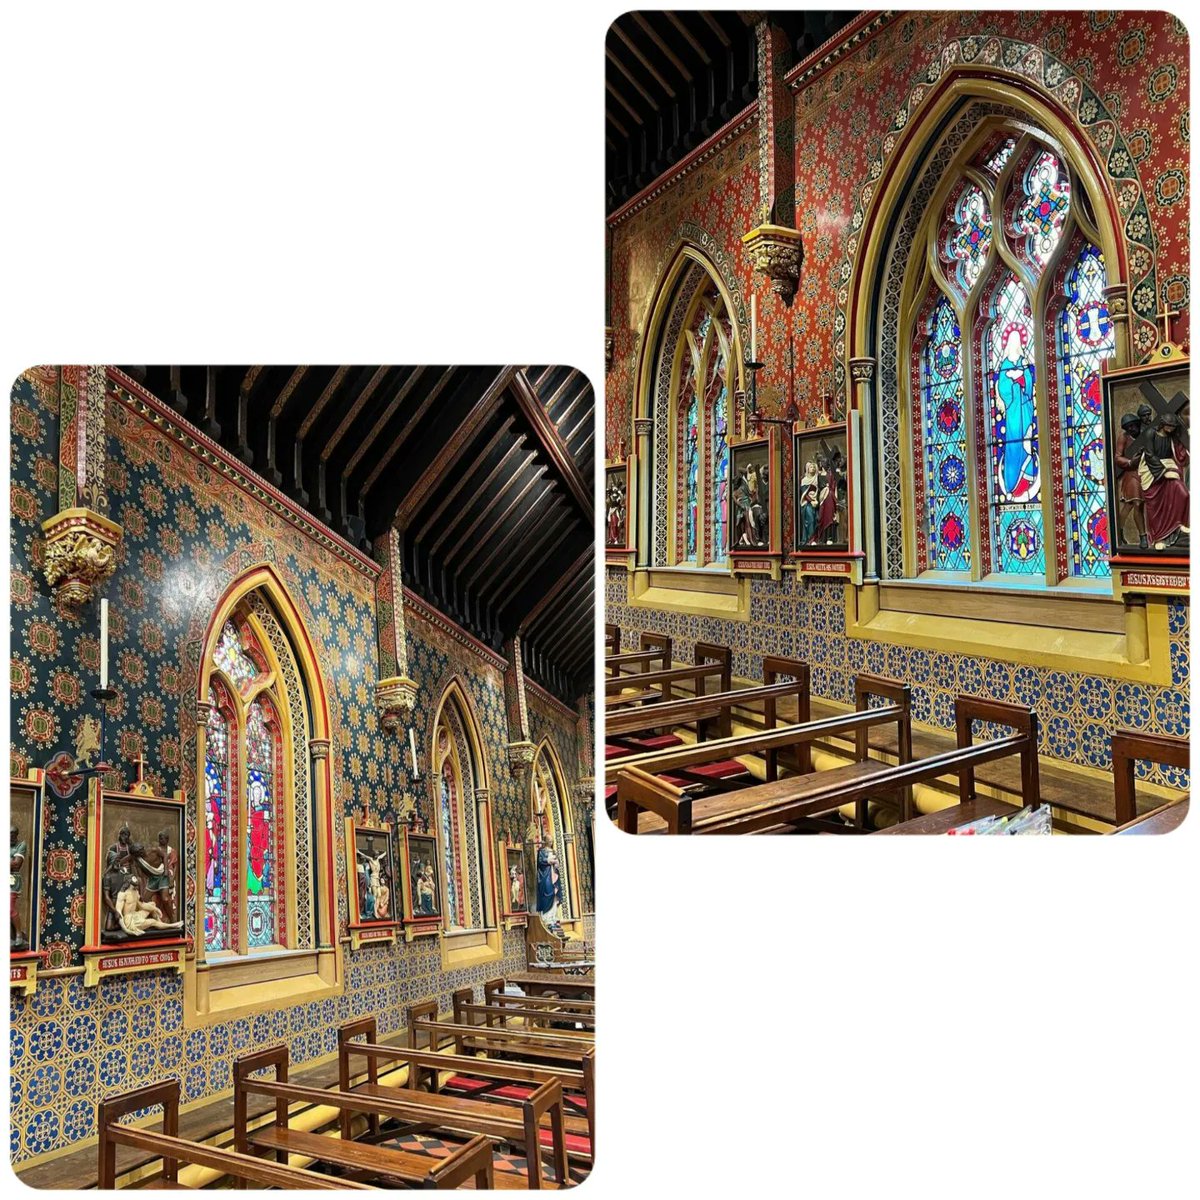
[1158,303,1180,347]
[132,753,148,789]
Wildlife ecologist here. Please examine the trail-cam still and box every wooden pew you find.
[339,1017,594,1165]
[620,694,1040,835]
[611,674,913,831]
[604,623,620,654]
[453,987,596,1033]
[605,632,673,677]
[604,641,731,709]
[500,971,596,1000]
[409,1001,594,1069]
[483,979,595,1018]
[233,1045,494,1189]
[99,1079,374,1190]
[1110,729,1189,833]
[606,655,811,763]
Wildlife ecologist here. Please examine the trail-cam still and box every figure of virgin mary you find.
[994,323,1038,500]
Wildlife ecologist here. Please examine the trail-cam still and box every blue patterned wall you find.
[8,369,594,1165]
[606,568,1189,790]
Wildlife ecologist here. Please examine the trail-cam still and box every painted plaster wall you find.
[603,12,1189,788]
[9,368,594,1164]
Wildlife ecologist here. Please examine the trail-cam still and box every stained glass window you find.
[944,184,992,292]
[708,327,730,562]
[214,620,259,687]
[981,136,1017,176]
[439,758,462,927]
[1059,244,1114,577]
[683,392,699,561]
[987,275,1044,575]
[245,699,277,949]
[204,691,230,953]
[921,298,971,570]
[1015,149,1071,269]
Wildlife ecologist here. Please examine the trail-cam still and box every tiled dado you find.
[9,929,526,1165]
[607,569,1190,790]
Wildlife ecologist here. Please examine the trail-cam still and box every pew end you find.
[616,764,693,834]
[1112,729,1190,826]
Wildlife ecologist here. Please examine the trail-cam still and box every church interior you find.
[9,365,596,1187]
[604,10,1190,835]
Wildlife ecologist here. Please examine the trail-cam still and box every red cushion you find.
[604,784,617,802]
[628,733,683,750]
[538,1129,592,1156]
[604,743,630,761]
[445,1076,586,1109]
[660,759,747,785]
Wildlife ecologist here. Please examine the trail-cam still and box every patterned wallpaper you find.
[606,11,1190,493]
[8,368,595,1165]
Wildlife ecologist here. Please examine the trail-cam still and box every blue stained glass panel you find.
[1016,149,1071,270]
[203,694,229,952]
[988,275,1045,575]
[684,392,699,561]
[1059,244,1114,578]
[921,298,972,571]
[945,185,993,293]
[439,762,462,927]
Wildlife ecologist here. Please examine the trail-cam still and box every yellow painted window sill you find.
[847,581,1172,684]
[627,565,751,621]
[440,927,503,970]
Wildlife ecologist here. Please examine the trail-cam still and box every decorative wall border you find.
[402,587,507,672]
[107,368,381,580]
[783,11,893,93]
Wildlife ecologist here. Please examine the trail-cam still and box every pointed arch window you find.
[202,614,291,956]
[672,287,735,566]
[906,128,1115,585]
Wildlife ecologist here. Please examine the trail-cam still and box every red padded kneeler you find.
[659,759,748,786]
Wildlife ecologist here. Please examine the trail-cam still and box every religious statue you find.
[415,862,437,915]
[798,460,820,545]
[109,877,183,939]
[106,824,135,873]
[356,837,389,921]
[733,460,768,548]
[135,830,179,924]
[536,844,564,934]
[994,324,1038,500]
[815,448,843,545]
[1135,405,1189,550]
[10,824,28,951]
[606,478,626,546]
[1114,411,1149,548]
[509,863,525,911]
[374,871,391,920]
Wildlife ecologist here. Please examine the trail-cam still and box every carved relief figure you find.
[509,863,525,911]
[136,830,179,924]
[1137,407,1190,550]
[798,459,820,545]
[111,878,183,938]
[1114,411,1148,548]
[10,824,28,951]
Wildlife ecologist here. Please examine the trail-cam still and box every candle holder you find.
[743,358,764,417]
[74,687,117,779]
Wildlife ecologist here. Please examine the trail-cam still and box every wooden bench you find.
[233,1045,495,1188]
[612,674,913,832]
[621,694,1040,835]
[606,655,811,772]
[409,1003,594,1070]
[99,1079,374,1190]
[604,641,731,708]
[339,1017,594,1163]
[1108,724,1185,830]
[483,979,595,1017]
[605,632,672,676]
[453,988,596,1032]
[236,1041,571,1188]
[604,623,620,654]
[501,971,596,999]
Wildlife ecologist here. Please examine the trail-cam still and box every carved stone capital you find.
[309,738,331,761]
[634,417,653,439]
[1104,283,1130,320]
[195,700,216,731]
[376,675,418,731]
[40,507,122,610]
[474,788,491,805]
[848,356,877,384]
[741,223,803,306]
[573,777,596,805]
[506,740,538,775]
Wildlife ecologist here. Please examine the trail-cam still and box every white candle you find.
[750,293,757,362]
[99,598,109,689]
[408,726,418,776]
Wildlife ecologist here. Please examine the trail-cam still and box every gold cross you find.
[1158,304,1180,346]
[132,753,148,785]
